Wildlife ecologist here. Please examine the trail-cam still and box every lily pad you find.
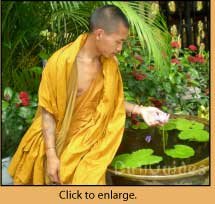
[178,129,209,142]
[111,154,130,169]
[138,155,163,165]
[131,149,153,157]
[165,144,195,159]
[159,119,177,131]
[111,148,163,169]
[175,118,204,130]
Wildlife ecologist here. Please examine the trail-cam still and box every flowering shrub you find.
[118,36,209,127]
[2,87,38,157]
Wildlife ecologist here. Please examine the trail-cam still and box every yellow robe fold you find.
[8,33,126,185]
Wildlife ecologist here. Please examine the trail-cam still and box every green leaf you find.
[138,122,149,129]
[165,144,195,159]
[132,149,154,157]
[131,124,139,129]
[2,100,9,111]
[111,148,163,169]
[175,118,204,130]
[137,155,163,165]
[29,66,43,75]
[38,51,49,60]
[159,119,176,131]
[178,129,209,142]
[11,93,22,105]
[111,154,131,169]
[18,107,33,119]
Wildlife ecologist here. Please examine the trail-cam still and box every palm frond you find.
[109,1,171,74]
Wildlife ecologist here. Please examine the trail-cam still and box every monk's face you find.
[95,22,129,58]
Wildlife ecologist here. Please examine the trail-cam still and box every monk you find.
[8,5,169,185]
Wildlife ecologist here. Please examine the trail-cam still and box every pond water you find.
[116,124,209,169]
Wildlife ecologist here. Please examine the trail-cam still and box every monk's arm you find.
[41,108,57,156]
[124,101,143,116]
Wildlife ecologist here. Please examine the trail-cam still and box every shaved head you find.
[89,5,129,34]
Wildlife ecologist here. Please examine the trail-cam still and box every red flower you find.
[131,113,138,119]
[134,54,144,64]
[195,54,205,64]
[21,98,29,106]
[188,45,197,51]
[171,41,180,48]
[171,58,180,64]
[135,74,147,80]
[188,56,196,63]
[19,91,29,106]
[131,114,139,125]
[19,91,29,99]
[132,120,140,125]
[150,97,165,109]
[132,71,147,81]
[188,55,205,64]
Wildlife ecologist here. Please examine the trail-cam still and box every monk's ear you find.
[94,28,105,40]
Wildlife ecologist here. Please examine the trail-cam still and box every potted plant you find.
[107,35,209,185]
[108,115,209,185]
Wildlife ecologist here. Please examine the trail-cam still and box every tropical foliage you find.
[1,1,209,158]
[2,1,170,92]
[2,87,38,157]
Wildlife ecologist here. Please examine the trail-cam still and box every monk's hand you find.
[138,106,170,126]
[46,149,61,185]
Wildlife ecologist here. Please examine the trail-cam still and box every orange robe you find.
[8,33,126,185]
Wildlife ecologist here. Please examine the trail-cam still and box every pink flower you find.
[188,45,197,51]
[171,58,180,64]
[171,41,180,48]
